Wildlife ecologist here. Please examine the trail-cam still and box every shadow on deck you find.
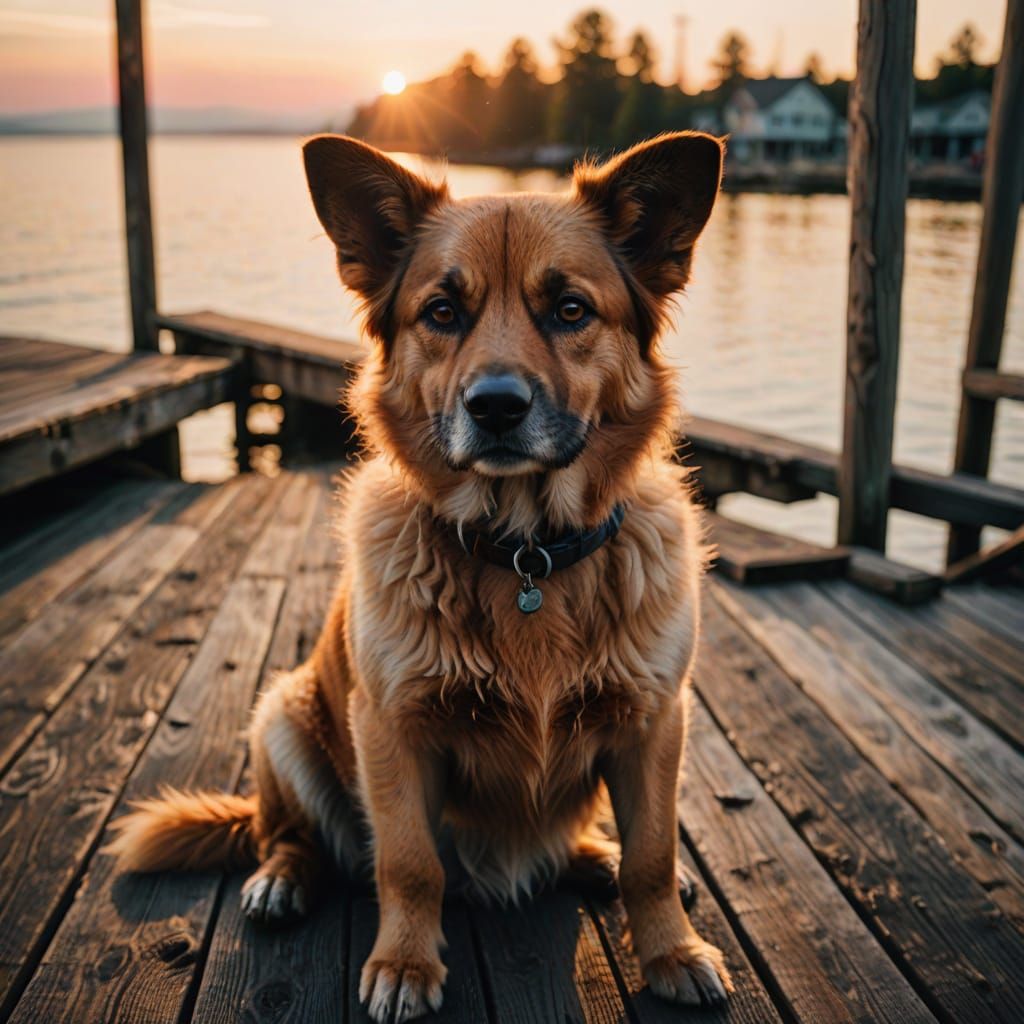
[0,464,1022,1023]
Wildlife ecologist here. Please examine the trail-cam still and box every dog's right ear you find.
[303,135,448,320]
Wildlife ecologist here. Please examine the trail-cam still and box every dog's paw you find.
[644,940,732,1007]
[241,870,307,926]
[360,956,446,1023]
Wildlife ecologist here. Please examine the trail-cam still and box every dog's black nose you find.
[463,374,533,434]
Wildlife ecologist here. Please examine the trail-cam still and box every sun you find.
[382,70,406,96]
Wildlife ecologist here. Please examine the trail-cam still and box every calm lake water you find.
[2,136,1022,570]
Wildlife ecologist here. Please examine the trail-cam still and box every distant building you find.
[722,77,842,162]
[911,90,989,163]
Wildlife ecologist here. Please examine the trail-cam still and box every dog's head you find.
[303,132,722,524]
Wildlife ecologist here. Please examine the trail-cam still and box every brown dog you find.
[109,130,731,1021]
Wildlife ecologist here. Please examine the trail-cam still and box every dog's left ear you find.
[573,132,723,300]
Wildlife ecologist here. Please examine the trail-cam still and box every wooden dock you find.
[1,464,1022,1023]
[0,337,232,495]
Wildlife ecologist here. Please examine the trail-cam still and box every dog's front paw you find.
[360,955,446,1023]
[241,869,307,925]
[643,939,732,1006]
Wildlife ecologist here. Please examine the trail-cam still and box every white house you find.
[911,90,990,163]
[721,77,842,162]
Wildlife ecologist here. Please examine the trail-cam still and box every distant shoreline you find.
[0,132,988,201]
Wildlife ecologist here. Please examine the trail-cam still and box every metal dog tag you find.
[517,583,543,614]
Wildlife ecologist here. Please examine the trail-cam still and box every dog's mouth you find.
[434,406,590,477]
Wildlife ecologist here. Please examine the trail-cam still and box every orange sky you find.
[0,1,1009,116]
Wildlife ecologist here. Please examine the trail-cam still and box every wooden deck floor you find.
[0,464,1022,1023]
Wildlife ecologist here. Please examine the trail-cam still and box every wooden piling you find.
[837,0,916,551]
[115,0,159,352]
[947,0,1024,563]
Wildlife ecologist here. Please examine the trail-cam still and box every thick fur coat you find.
[110,130,732,1022]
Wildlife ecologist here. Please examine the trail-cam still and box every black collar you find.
[445,504,626,578]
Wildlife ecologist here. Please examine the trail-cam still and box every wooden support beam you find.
[945,525,1024,585]
[962,369,1024,404]
[115,0,158,352]
[948,0,1024,563]
[838,0,917,551]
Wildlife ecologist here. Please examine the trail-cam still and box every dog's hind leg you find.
[242,664,362,925]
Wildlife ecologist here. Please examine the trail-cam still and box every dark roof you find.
[742,76,808,107]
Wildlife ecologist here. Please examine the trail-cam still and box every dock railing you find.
[115,0,1024,581]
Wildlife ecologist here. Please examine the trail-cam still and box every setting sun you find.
[381,70,406,95]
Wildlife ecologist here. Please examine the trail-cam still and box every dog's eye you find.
[425,300,457,330]
[555,298,588,327]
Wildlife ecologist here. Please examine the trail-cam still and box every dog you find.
[109,130,731,1022]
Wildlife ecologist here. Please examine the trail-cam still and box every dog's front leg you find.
[354,695,447,1023]
[604,695,732,1006]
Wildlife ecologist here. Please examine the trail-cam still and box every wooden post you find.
[947,0,1024,563]
[837,0,916,551]
[115,0,159,352]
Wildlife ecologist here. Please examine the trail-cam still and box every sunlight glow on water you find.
[1,137,1021,570]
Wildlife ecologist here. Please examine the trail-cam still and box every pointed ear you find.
[302,135,448,335]
[573,132,723,299]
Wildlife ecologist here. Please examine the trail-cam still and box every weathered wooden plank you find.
[828,583,1024,750]
[115,0,158,351]
[589,847,784,1023]
[469,888,627,1023]
[942,584,1024,648]
[0,483,234,772]
[948,0,1024,561]
[6,574,286,1024]
[679,698,935,1023]
[946,525,1024,584]
[0,350,235,495]
[163,310,361,410]
[708,512,849,584]
[0,473,285,1016]
[0,479,177,644]
[846,545,943,604]
[838,0,916,549]
[349,898,491,1024]
[726,580,1024,841]
[963,369,1024,403]
[685,414,1024,532]
[710,579,1024,932]
[698,594,1024,1021]
[189,874,349,1024]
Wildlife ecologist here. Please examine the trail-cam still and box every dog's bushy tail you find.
[106,786,257,872]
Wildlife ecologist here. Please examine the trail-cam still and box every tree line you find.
[343,10,995,157]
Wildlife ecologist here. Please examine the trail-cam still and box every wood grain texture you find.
[0,479,176,644]
[827,581,1024,750]
[839,0,916,548]
[846,546,943,604]
[946,525,1024,585]
[707,512,849,584]
[778,582,1024,839]
[942,584,1024,647]
[0,474,285,1015]
[949,0,1024,560]
[191,874,350,1024]
[679,697,935,1023]
[698,592,1024,1021]
[5,577,287,1023]
[0,338,233,494]
[0,482,232,772]
[469,887,626,1023]
[710,579,1024,929]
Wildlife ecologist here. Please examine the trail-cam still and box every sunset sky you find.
[0,0,1009,116]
